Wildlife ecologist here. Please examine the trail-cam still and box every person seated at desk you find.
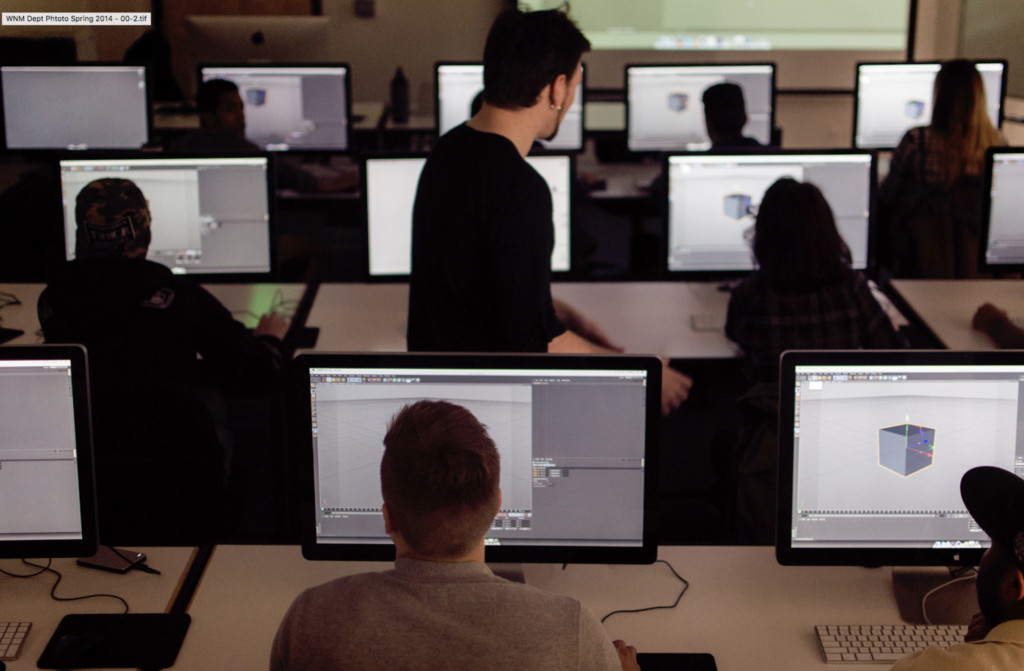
[407,7,691,414]
[878,59,1004,279]
[702,82,763,150]
[169,78,355,193]
[271,399,640,671]
[890,466,1024,669]
[725,178,902,541]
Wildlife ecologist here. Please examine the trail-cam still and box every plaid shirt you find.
[725,270,903,382]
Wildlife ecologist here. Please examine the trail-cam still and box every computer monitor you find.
[774,349,1024,570]
[295,352,660,564]
[981,147,1024,273]
[434,62,584,151]
[199,64,351,152]
[0,65,150,150]
[363,153,573,278]
[59,155,275,279]
[0,345,97,559]
[626,63,775,152]
[664,151,875,276]
[853,60,1007,150]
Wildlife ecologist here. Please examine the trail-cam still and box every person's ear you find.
[1001,566,1024,604]
[383,502,394,534]
[547,73,568,110]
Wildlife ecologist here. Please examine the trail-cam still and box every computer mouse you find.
[50,633,98,664]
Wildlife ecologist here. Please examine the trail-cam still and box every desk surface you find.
[1,281,739,359]
[178,545,911,671]
[890,279,1024,350]
[0,547,197,670]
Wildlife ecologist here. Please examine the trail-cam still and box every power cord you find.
[0,559,129,613]
[921,567,976,625]
[600,559,689,624]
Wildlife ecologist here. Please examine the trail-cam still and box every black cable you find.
[108,547,161,575]
[7,559,130,613]
[600,559,689,624]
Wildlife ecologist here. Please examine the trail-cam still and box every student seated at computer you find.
[169,78,355,193]
[725,178,903,541]
[888,466,1024,669]
[701,82,763,150]
[271,399,640,671]
[878,59,1004,279]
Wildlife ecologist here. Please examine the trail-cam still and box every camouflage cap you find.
[74,178,152,258]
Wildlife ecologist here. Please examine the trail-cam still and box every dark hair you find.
[930,59,1001,183]
[702,82,747,137]
[482,8,590,109]
[196,78,239,115]
[380,400,500,558]
[752,178,851,290]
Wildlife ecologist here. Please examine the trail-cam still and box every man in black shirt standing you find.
[409,7,691,413]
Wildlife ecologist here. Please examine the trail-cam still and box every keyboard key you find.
[0,621,31,661]
[815,623,967,664]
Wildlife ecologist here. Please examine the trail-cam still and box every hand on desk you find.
[553,298,624,352]
[613,639,641,671]
[254,312,290,340]
[972,303,1024,348]
[662,359,693,415]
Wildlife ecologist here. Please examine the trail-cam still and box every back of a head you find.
[482,8,590,109]
[380,400,500,558]
[74,178,152,259]
[196,78,239,116]
[752,177,851,290]
[930,59,1001,180]
[702,82,747,138]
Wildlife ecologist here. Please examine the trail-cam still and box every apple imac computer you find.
[434,62,584,151]
[626,63,775,152]
[981,147,1024,273]
[59,155,275,280]
[199,64,351,151]
[0,345,97,560]
[0,65,150,150]
[776,350,1024,621]
[363,153,573,278]
[664,151,875,277]
[295,352,660,565]
[854,60,1006,150]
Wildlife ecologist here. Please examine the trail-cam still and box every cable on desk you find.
[921,567,977,625]
[600,559,689,624]
[1,559,129,613]
[108,546,160,575]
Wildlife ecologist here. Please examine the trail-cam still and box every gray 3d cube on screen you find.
[904,100,925,120]
[245,88,267,106]
[723,193,753,220]
[668,92,689,112]
[878,423,935,477]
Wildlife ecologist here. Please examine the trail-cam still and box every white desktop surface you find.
[891,279,1024,350]
[177,545,909,671]
[0,547,197,670]
[0,281,738,359]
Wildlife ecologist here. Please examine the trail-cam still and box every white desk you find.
[1,281,739,359]
[890,279,1024,349]
[177,545,915,671]
[0,547,197,670]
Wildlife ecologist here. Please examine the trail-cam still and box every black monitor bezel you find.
[196,62,353,154]
[852,59,1008,150]
[624,62,777,155]
[360,151,578,281]
[661,148,878,281]
[293,351,661,565]
[775,349,1011,568]
[0,344,98,560]
[55,150,279,283]
[979,146,1024,274]
[0,63,153,152]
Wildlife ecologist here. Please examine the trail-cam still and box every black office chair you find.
[90,379,235,546]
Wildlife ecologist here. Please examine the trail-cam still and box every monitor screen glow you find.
[626,64,774,151]
[297,353,660,564]
[0,65,149,150]
[982,149,1024,271]
[665,152,874,274]
[59,156,273,277]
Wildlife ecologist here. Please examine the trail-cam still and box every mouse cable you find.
[5,559,130,614]
[600,559,689,624]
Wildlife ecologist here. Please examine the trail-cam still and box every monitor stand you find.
[892,567,976,625]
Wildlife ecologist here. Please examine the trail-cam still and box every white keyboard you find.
[815,623,967,663]
[0,621,31,661]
